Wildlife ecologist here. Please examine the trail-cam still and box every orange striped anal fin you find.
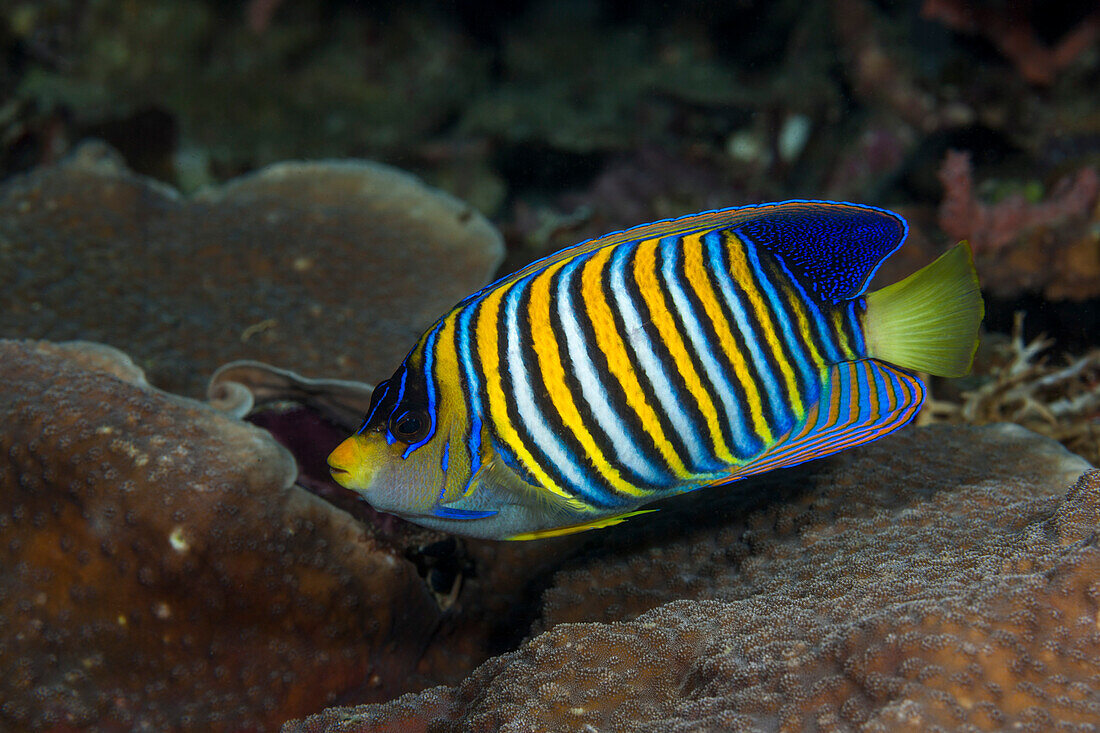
[711,359,925,486]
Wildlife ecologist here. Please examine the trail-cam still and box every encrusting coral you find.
[286,424,1096,732]
[0,141,504,396]
[0,340,598,730]
[3,336,1097,731]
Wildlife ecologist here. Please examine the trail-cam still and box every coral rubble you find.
[286,424,1095,732]
[927,313,1100,467]
[0,142,503,395]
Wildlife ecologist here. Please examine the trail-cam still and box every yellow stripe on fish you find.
[580,244,691,480]
[723,231,805,419]
[475,278,574,502]
[526,258,647,498]
[632,235,736,465]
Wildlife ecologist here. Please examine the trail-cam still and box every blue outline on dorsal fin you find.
[456,200,907,310]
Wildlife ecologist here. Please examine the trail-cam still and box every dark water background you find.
[2,0,1098,351]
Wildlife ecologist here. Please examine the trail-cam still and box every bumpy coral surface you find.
[0,142,504,395]
[287,425,1096,732]
[0,339,599,731]
[0,340,446,730]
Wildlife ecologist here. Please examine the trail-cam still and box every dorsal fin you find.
[732,201,907,302]
[468,201,906,306]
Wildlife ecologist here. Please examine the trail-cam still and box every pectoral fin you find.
[429,506,498,520]
[466,451,591,512]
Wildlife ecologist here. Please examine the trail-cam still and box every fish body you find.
[329,201,983,539]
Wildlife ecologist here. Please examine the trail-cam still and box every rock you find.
[285,424,1097,732]
[0,142,504,396]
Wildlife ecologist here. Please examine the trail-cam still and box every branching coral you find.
[832,0,944,132]
[922,0,1100,85]
[926,313,1100,465]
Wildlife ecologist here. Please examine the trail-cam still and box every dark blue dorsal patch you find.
[734,201,908,303]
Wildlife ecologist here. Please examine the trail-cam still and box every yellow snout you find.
[327,436,375,492]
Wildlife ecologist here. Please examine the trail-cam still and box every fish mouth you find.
[327,435,376,492]
[327,436,359,480]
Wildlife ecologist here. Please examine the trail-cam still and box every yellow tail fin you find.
[863,243,983,378]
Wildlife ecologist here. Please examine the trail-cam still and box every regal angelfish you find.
[328,201,983,540]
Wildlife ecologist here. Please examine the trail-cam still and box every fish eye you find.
[390,409,430,443]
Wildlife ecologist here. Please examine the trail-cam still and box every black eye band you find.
[357,379,393,434]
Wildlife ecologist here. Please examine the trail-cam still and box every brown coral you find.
[0,339,602,731]
[0,339,445,730]
[937,149,1100,299]
[286,424,1096,732]
[0,141,504,396]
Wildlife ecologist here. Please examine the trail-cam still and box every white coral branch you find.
[931,312,1100,465]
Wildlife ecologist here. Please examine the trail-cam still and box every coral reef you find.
[286,424,1095,732]
[1,2,1097,730]
[0,142,504,395]
[3,0,488,175]
[9,336,1094,732]
[0,340,592,730]
[937,149,1100,299]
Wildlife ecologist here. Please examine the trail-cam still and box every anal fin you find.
[713,359,924,484]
